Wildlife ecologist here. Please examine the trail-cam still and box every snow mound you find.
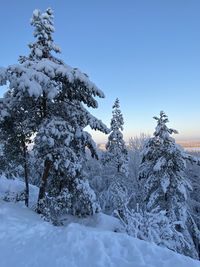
[62,212,123,232]
[0,176,38,206]
[0,201,199,267]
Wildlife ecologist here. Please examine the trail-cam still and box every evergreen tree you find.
[139,111,199,258]
[186,159,200,257]
[105,98,129,176]
[0,8,109,217]
[100,98,129,212]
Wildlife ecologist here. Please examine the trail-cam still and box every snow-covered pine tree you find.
[105,98,129,176]
[0,8,109,217]
[139,111,199,259]
[100,98,129,212]
[28,8,110,217]
[186,158,200,257]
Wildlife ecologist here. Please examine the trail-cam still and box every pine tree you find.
[0,8,109,217]
[105,98,129,176]
[100,98,129,212]
[186,160,200,257]
[139,111,199,258]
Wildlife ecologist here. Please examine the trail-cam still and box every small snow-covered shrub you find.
[2,190,25,203]
[115,206,199,259]
[72,178,100,216]
[99,178,128,213]
[37,188,72,225]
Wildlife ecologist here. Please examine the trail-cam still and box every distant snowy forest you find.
[0,8,200,262]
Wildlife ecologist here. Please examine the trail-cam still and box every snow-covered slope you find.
[0,200,200,267]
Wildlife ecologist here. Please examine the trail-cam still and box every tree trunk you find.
[117,164,120,173]
[24,160,29,207]
[37,159,51,214]
[22,139,29,207]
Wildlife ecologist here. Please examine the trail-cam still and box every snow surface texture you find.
[0,177,200,267]
[0,203,200,267]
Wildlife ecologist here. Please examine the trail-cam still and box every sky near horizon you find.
[0,0,200,143]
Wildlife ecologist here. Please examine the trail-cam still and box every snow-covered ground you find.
[0,176,39,206]
[0,177,200,267]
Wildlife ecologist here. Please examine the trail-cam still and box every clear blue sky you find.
[0,0,200,143]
